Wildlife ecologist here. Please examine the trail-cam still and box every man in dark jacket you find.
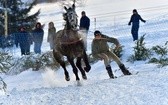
[15,26,32,55]
[80,11,90,32]
[128,9,146,41]
[79,11,90,50]
[91,30,131,78]
[32,22,44,54]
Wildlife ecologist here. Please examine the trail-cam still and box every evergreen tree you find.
[0,0,40,35]
[128,35,152,62]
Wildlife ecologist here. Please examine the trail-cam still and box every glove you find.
[128,22,131,25]
[144,20,146,23]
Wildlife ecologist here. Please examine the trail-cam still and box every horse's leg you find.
[53,50,70,81]
[82,50,91,72]
[76,57,87,80]
[67,56,80,81]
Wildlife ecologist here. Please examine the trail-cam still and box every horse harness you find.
[60,29,83,45]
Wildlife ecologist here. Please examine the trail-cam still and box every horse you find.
[53,4,91,81]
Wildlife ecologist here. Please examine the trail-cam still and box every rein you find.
[60,29,83,45]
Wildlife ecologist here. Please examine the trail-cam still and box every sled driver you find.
[91,30,132,78]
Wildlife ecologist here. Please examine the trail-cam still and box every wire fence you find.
[1,3,168,55]
[39,3,168,36]
[3,3,168,35]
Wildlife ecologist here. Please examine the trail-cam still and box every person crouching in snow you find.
[91,30,132,78]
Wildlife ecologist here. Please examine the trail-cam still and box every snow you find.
[0,0,168,105]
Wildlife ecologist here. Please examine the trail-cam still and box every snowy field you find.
[0,0,168,105]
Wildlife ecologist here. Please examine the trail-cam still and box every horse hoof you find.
[65,77,70,81]
[82,75,87,80]
[84,66,91,72]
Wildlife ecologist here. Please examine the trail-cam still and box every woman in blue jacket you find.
[128,9,146,41]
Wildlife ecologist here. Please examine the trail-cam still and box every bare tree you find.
[36,0,87,5]
[56,0,87,7]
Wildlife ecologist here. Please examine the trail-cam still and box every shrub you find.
[111,45,124,58]
[149,41,168,67]
[0,52,13,73]
[128,35,151,62]
[7,51,60,75]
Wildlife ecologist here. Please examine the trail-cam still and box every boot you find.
[106,65,114,79]
[119,64,132,75]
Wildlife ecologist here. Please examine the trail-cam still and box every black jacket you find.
[128,14,146,26]
[80,16,90,30]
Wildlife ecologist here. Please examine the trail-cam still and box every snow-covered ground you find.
[0,0,168,105]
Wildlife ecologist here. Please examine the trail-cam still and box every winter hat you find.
[133,9,137,13]
[94,30,101,36]
[81,11,85,15]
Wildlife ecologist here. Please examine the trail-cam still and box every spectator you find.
[79,11,90,33]
[128,9,146,41]
[91,30,132,78]
[15,26,32,55]
[47,22,56,50]
[79,11,90,50]
[32,22,44,54]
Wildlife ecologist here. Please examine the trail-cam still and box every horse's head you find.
[63,4,78,29]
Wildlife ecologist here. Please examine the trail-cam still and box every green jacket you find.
[91,34,119,58]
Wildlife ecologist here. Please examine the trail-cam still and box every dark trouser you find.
[20,43,30,55]
[34,42,42,54]
[131,24,139,41]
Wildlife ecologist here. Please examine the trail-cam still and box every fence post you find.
[94,18,96,31]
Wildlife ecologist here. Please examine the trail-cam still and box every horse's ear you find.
[64,6,68,11]
[72,4,75,10]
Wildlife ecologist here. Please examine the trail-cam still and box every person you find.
[15,26,32,55]
[128,9,146,41]
[47,22,56,50]
[91,30,132,78]
[32,22,44,54]
[79,11,90,33]
[79,11,90,50]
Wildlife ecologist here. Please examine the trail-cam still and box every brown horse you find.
[53,4,91,81]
